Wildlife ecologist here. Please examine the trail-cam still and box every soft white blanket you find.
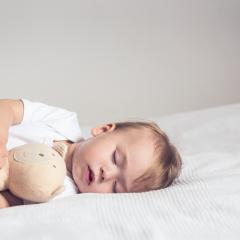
[0,103,240,240]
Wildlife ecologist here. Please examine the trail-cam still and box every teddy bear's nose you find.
[38,153,44,157]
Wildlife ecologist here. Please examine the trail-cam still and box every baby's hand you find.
[0,143,8,169]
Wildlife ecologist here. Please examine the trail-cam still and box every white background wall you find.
[0,0,239,125]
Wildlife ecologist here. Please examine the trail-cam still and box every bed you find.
[0,103,240,240]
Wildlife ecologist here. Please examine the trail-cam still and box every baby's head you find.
[71,121,182,193]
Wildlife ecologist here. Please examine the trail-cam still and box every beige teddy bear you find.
[0,142,67,203]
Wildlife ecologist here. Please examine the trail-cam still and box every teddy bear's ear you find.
[52,142,68,159]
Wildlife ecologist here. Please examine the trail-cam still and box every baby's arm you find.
[0,99,24,208]
[0,190,23,209]
[0,99,24,168]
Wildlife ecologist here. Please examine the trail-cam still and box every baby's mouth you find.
[88,166,95,184]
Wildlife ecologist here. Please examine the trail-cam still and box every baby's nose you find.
[101,167,119,182]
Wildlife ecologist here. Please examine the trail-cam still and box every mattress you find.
[0,103,240,240]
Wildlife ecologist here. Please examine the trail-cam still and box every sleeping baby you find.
[0,99,182,207]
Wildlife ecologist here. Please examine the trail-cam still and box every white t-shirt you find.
[7,99,82,204]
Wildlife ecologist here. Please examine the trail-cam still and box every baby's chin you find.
[71,172,82,193]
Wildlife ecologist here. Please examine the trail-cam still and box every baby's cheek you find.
[72,166,79,182]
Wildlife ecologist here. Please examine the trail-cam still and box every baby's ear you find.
[91,123,116,136]
[52,142,68,159]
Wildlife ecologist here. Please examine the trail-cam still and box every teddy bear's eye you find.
[38,153,44,157]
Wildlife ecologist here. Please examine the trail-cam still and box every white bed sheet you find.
[0,103,240,240]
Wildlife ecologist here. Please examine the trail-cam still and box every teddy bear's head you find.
[7,143,67,202]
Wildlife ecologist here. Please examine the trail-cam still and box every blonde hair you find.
[114,121,182,192]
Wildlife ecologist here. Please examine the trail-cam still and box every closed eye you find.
[112,150,118,193]
[112,150,117,165]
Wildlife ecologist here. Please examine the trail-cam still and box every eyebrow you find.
[117,147,128,192]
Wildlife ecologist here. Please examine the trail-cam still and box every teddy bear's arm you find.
[52,142,68,160]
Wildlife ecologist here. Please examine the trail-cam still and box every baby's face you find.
[72,124,155,193]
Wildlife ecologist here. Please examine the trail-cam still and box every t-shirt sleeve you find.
[20,99,82,142]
